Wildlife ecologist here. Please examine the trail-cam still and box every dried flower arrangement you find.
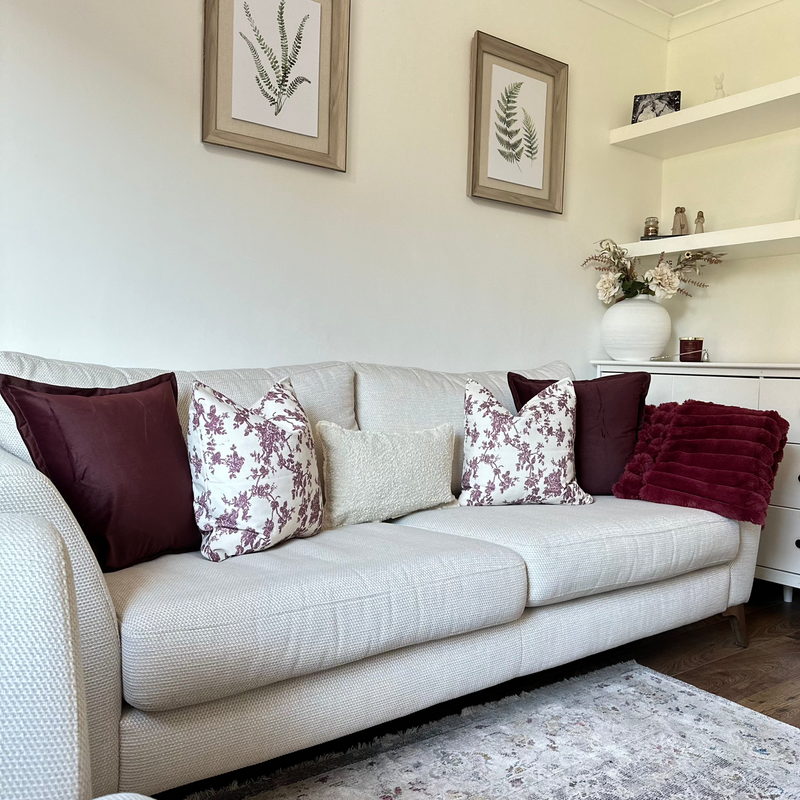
[582,239,725,305]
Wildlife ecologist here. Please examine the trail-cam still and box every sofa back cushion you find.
[351,361,575,494]
[0,353,356,479]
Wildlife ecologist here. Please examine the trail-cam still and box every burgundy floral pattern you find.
[188,380,323,561]
[460,379,593,507]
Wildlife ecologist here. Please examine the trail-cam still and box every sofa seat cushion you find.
[394,496,740,607]
[104,523,527,712]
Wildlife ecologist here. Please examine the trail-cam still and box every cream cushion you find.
[395,496,740,607]
[317,421,455,528]
[350,361,575,493]
[104,523,527,712]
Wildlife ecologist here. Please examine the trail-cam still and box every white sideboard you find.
[592,361,800,603]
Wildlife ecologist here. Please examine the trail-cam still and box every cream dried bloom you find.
[645,264,680,300]
[596,272,623,304]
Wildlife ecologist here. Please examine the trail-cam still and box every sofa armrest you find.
[0,450,121,797]
[729,521,762,607]
[0,515,92,800]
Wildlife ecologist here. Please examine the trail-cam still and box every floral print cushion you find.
[188,380,323,561]
[460,378,593,507]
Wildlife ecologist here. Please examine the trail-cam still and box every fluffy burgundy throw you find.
[613,400,789,526]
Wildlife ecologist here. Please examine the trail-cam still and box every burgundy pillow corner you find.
[507,371,651,495]
[0,371,200,571]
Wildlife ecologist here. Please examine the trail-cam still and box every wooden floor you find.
[565,578,800,728]
[160,579,800,798]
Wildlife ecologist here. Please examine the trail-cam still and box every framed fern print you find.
[203,0,350,171]
[468,32,568,214]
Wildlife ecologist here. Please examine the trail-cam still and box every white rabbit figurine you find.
[712,73,726,100]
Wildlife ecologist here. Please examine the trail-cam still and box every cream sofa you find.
[0,352,761,799]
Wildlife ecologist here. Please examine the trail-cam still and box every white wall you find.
[0,0,664,375]
[655,0,800,362]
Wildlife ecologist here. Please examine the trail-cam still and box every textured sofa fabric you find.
[728,521,762,606]
[0,352,357,482]
[0,449,121,798]
[350,361,575,493]
[0,515,90,800]
[105,523,528,712]
[117,564,731,797]
[0,514,155,800]
[0,352,764,798]
[396,496,740,606]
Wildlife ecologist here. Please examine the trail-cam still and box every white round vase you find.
[600,295,671,362]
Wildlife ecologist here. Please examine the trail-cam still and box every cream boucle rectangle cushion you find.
[318,422,455,528]
[350,361,575,493]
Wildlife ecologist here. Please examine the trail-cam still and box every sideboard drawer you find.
[671,376,760,408]
[772,444,800,510]
[758,506,800,575]
[760,378,800,444]
[647,374,674,406]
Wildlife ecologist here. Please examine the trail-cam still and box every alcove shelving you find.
[619,219,800,262]
[610,75,800,260]
[610,75,800,159]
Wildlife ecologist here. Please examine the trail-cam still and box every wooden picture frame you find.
[468,31,568,214]
[203,0,350,171]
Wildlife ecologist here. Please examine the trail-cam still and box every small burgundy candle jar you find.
[680,337,704,362]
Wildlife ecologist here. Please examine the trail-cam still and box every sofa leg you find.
[723,604,748,648]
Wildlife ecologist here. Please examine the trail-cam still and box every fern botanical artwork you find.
[468,32,568,213]
[233,0,320,137]
[489,68,546,189]
[203,0,351,170]
[240,1,311,117]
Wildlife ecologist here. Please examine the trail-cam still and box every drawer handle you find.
[796,540,800,549]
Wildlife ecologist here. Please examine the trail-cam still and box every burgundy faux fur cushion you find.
[613,400,789,526]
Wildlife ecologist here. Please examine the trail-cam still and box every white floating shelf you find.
[610,75,800,159]
[621,219,800,261]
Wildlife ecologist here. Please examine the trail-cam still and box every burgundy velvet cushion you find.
[507,371,651,495]
[0,372,200,571]
[613,400,789,526]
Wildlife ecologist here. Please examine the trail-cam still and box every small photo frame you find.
[203,0,351,171]
[631,91,681,124]
[467,31,568,215]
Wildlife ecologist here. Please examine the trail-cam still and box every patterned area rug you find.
[189,662,800,800]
